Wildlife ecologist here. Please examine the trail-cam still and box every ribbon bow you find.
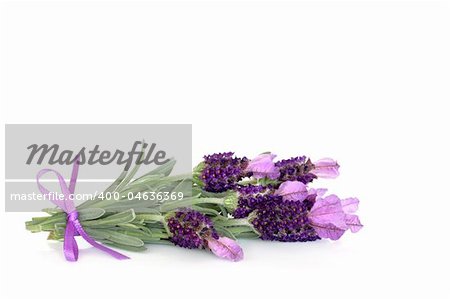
[36,156,129,261]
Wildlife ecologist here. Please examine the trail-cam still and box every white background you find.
[1,1,449,298]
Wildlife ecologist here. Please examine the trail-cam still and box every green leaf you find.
[107,230,145,247]
[167,178,192,196]
[135,159,176,180]
[143,239,172,245]
[84,228,110,239]
[189,205,221,216]
[115,147,146,192]
[116,229,154,240]
[85,228,145,247]
[77,170,128,209]
[214,226,237,240]
[131,224,153,234]
[135,214,164,223]
[105,170,128,193]
[117,223,141,230]
[78,208,106,221]
[82,209,136,227]
[101,200,160,211]
[125,174,164,188]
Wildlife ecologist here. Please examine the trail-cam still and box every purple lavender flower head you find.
[308,194,363,240]
[229,182,319,219]
[245,153,280,180]
[275,156,317,184]
[167,208,219,249]
[196,152,249,193]
[231,185,279,219]
[250,196,320,242]
[310,158,340,179]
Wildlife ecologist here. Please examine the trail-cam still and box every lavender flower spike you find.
[310,158,340,179]
[251,197,320,242]
[167,209,244,261]
[167,208,219,249]
[197,152,249,193]
[231,185,279,219]
[207,237,244,262]
[245,153,280,179]
[275,156,317,184]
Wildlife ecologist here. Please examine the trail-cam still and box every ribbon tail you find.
[73,220,129,260]
[68,155,80,195]
[63,220,79,262]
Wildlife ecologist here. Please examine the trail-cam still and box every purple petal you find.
[308,188,328,198]
[308,195,346,229]
[310,158,340,179]
[311,223,346,240]
[207,237,244,262]
[246,153,280,179]
[275,181,308,202]
[341,197,359,214]
[304,188,327,203]
[345,214,363,233]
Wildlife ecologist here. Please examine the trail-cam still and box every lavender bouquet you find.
[26,151,362,262]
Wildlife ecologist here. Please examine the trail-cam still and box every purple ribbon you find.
[36,157,129,262]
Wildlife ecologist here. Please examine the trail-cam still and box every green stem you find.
[135,214,165,223]
[214,218,261,237]
[226,226,255,234]
[144,239,172,245]
[215,218,251,227]
[160,197,224,212]
[234,232,260,239]
[238,179,258,186]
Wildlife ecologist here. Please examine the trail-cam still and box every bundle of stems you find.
[26,159,193,252]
